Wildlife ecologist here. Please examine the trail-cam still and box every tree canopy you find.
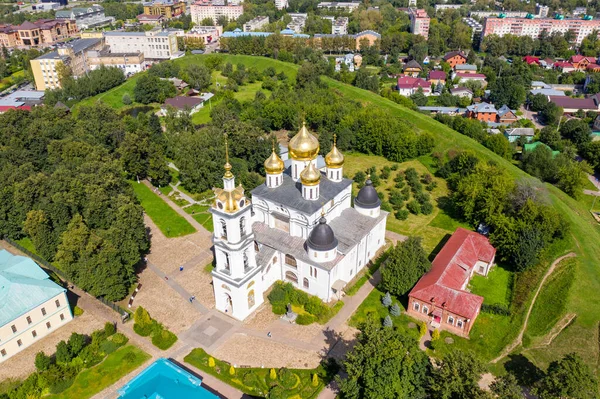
[381,236,431,297]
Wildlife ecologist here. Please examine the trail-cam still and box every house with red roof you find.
[548,94,600,113]
[443,50,467,68]
[408,228,496,337]
[427,70,446,85]
[522,55,540,65]
[570,55,596,71]
[553,61,575,73]
[454,72,487,87]
[587,63,600,72]
[397,76,431,96]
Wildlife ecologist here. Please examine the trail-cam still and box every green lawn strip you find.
[15,237,37,254]
[523,257,576,345]
[184,348,331,398]
[75,75,141,110]
[184,204,209,214]
[345,250,389,296]
[46,345,150,399]
[0,70,25,91]
[469,266,514,307]
[129,181,196,238]
[192,213,213,232]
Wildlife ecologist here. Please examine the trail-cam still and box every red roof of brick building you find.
[397,76,429,89]
[428,70,446,80]
[523,55,540,65]
[409,228,496,320]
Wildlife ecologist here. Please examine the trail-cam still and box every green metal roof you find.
[0,250,65,327]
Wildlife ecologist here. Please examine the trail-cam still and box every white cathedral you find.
[210,123,389,321]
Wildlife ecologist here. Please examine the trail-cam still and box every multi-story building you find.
[409,8,429,39]
[317,2,361,11]
[30,37,103,90]
[142,0,186,19]
[185,25,222,44]
[536,3,549,18]
[332,17,348,35]
[462,17,483,40]
[481,15,600,45]
[0,250,73,363]
[286,13,307,33]
[86,50,145,75]
[275,0,288,10]
[42,0,67,7]
[55,5,115,30]
[243,16,269,32]
[470,10,527,18]
[104,28,181,61]
[190,2,244,25]
[434,4,464,12]
[2,19,79,49]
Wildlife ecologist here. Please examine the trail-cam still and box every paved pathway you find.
[491,252,576,364]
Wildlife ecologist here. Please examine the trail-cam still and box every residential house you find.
[455,72,487,87]
[409,8,430,39]
[504,127,534,143]
[184,25,222,44]
[553,61,575,73]
[0,25,19,49]
[466,102,498,122]
[407,228,496,337]
[443,50,467,68]
[588,63,600,72]
[137,14,165,25]
[450,87,473,99]
[418,106,466,115]
[539,58,554,69]
[570,55,596,70]
[522,55,540,65]
[161,92,213,115]
[548,94,600,113]
[497,104,518,124]
[454,64,477,74]
[0,250,73,363]
[335,53,357,72]
[403,59,422,77]
[332,17,348,35]
[427,70,446,85]
[397,76,431,96]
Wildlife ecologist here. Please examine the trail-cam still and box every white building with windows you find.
[0,251,73,363]
[210,125,388,321]
[104,29,181,60]
[190,2,244,25]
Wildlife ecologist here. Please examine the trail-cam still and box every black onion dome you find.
[355,179,381,209]
[307,217,338,251]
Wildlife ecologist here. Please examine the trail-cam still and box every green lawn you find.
[46,345,150,399]
[0,70,25,92]
[75,75,141,110]
[129,181,196,237]
[15,237,37,254]
[469,266,513,306]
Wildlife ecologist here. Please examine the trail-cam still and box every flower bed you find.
[133,306,178,350]
[267,282,343,325]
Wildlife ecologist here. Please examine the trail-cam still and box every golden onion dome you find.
[264,148,285,174]
[213,185,246,213]
[325,134,344,169]
[289,121,319,161]
[300,162,321,186]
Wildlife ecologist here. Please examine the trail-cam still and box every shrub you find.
[431,329,440,341]
[382,292,392,307]
[381,201,393,212]
[415,192,430,205]
[152,329,178,350]
[383,315,393,328]
[481,303,511,316]
[68,333,86,357]
[421,173,433,184]
[134,307,153,336]
[122,93,132,105]
[208,357,215,367]
[390,303,401,316]
[268,385,286,399]
[73,306,84,316]
[35,351,52,371]
[111,333,128,346]
[418,321,427,338]
[312,373,319,387]
[407,200,421,215]
[296,313,316,325]
[272,303,287,315]
[229,365,235,376]
[420,201,434,215]
[267,283,287,303]
[288,288,309,306]
[426,182,437,191]
[78,345,104,368]
[380,166,391,180]
[395,209,409,220]
[104,322,116,336]
[55,340,72,364]
[133,322,154,337]
[391,164,399,171]
[279,368,297,389]
[305,296,327,317]
[100,339,119,355]
[270,368,277,379]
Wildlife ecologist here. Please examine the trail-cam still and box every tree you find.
[68,332,86,357]
[490,374,524,399]
[296,61,322,89]
[560,118,592,150]
[354,68,379,93]
[337,319,430,399]
[133,75,176,104]
[490,76,527,109]
[534,353,598,399]
[390,303,401,316]
[430,350,485,399]
[381,237,431,297]
[23,209,57,261]
[382,292,392,307]
[539,126,562,150]
[122,93,132,105]
[529,93,549,112]
[383,315,393,328]
[539,102,562,125]
[55,340,73,364]
[185,64,211,91]
[410,91,428,106]
[35,351,52,371]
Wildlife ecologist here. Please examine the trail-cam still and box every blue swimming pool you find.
[118,358,218,399]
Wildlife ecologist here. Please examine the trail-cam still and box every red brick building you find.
[465,102,498,122]
[443,50,467,68]
[408,228,496,337]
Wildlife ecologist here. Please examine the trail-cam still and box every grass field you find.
[184,204,213,232]
[46,345,150,399]
[0,70,25,92]
[76,75,141,110]
[469,266,513,306]
[129,181,196,237]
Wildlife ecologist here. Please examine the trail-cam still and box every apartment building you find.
[30,37,103,90]
[142,0,186,19]
[243,16,269,32]
[481,15,600,45]
[185,25,222,44]
[275,0,288,10]
[104,29,180,60]
[55,5,115,29]
[332,16,348,35]
[0,19,79,49]
[536,3,549,18]
[317,2,361,11]
[87,50,145,75]
[287,13,307,33]
[0,250,73,364]
[470,10,528,18]
[409,8,429,39]
[190,2,243,25]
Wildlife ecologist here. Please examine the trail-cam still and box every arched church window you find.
[303,278,309,289]
[285,254,297,268]
[248,290,255,308]
[240,216,246,235]
[285,271,298,284]
[243,252,249,270]
[220,219,227,240]
[224,253,230,272]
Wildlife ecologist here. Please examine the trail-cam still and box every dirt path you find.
[526,313,577,350]
[491,252,576,364]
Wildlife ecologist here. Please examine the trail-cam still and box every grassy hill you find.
[84,54,600,373]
